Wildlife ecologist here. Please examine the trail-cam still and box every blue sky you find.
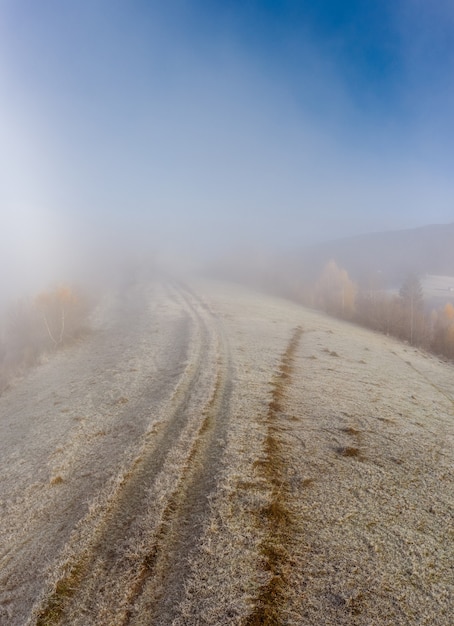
[0,0,453,291]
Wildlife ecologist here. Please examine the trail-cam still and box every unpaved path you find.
[0,278,452,625]
[1,280,225,624]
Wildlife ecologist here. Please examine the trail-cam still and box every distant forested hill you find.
[292,223,454,287]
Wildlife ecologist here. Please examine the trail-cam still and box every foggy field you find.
[0,278,452,625]
[2,2,454,622]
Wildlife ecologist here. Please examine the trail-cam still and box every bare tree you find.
[315,260,357,318]
[35,286,80,347]
[399,273,425,345]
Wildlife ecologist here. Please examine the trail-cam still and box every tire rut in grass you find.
[124,326,232,626]
[245,326,303,626]
[33,284,220,626]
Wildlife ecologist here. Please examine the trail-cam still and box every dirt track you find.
[0,278,453,625]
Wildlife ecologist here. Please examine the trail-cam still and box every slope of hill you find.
[294,223,454,287]
[0,278,452,625]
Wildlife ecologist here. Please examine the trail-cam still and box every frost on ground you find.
[0,278,452,625]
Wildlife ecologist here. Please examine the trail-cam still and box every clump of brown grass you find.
[50,476,64,485]
[335,445,362,458]
[339,426,361,436]
[114,396,129,405]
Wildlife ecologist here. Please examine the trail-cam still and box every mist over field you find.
[1,0,454,302]
[1,5,454,624]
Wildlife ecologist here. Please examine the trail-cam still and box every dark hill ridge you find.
[295,223,454,287]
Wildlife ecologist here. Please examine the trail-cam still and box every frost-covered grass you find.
[1,278,452,625]
[174,279,454,625]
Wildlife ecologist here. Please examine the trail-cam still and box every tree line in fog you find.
[294,260,454,360]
